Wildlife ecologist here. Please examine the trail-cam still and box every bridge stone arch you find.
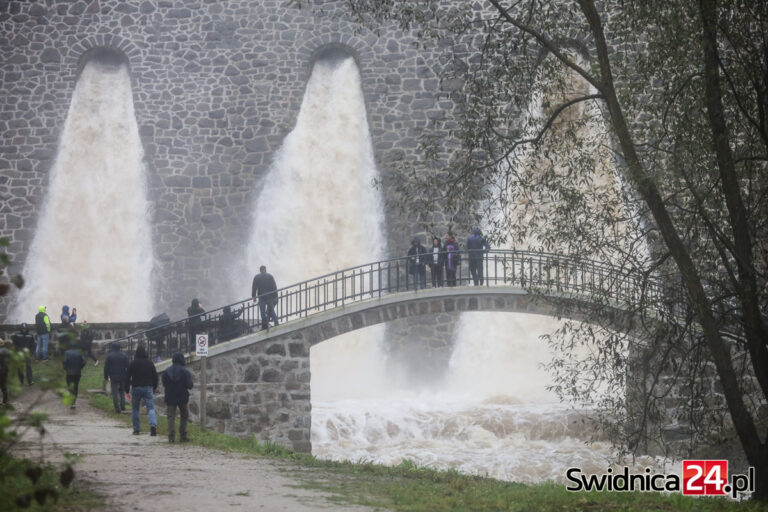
[165,287,642,453]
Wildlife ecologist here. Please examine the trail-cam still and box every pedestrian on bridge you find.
[252,266,279,331]
[444,235,461,287]
[428,237,445,288]
[186,299,205,352]
[162,352,193,443]
[407,237,428,290]
[466,228,490,286]
[218,305,243,342]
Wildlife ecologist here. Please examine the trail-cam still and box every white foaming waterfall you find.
[243,56,388,400]
[10,61,154,322]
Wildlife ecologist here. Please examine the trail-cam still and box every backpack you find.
[445,243,459,271]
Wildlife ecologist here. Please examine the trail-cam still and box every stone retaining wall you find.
[0,321,148,354]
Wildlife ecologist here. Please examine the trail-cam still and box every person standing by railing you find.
[218,305,243,342]
[252,265,279,331]
[466,227,490,286]
[444,234,461,287]
[407,237,428,290]
[427,237,445,288]
[186,299,205,352]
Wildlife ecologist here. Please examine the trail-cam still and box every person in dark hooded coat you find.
[79,321,98,365]
[218,305,243,343]
[407,237,428,290]
[126,345,158,436]
[162,352,194,443]
[62,346,86,409]
[427,237,445,288]
[11,323,35,385]
[104,341,130,413]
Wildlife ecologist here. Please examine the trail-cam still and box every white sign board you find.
[196,334,209,356]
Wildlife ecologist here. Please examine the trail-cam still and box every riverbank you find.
[20,359,766,511]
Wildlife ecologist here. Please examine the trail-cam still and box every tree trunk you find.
[576,0,768,500]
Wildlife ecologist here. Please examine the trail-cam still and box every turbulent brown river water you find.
[311,313,666,484]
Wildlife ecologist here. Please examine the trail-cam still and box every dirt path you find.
[13,388,378,512]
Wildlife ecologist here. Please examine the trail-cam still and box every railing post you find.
[511,253,516,285]
[529,257,533,286]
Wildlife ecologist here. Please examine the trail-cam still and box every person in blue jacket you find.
[162,352,193,443]
[466,227,491,285]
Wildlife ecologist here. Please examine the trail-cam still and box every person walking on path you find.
[444,235,461,287]
[104,342,130,414]
[11,323,34,385]
[162,352,193,443]
[427,237,445,288]
[126,345,159,436]
[186,299,205,352]
[35,305,51,361]
[407,237,428,290]
[62,345,86,409]
[252,266,279,331]
[466,227,491,286]
[0,339,10,406]
[79,321,98,365]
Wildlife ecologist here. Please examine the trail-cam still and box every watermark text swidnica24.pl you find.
[566,461,754,499]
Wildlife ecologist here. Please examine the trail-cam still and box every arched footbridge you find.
[113,250,673,452]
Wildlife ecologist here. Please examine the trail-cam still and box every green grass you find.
[0,453,102,512]
[31,357,768,511]
[1,355,103,512]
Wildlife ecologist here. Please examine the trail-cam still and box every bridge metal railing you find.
[110,250,671,360]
